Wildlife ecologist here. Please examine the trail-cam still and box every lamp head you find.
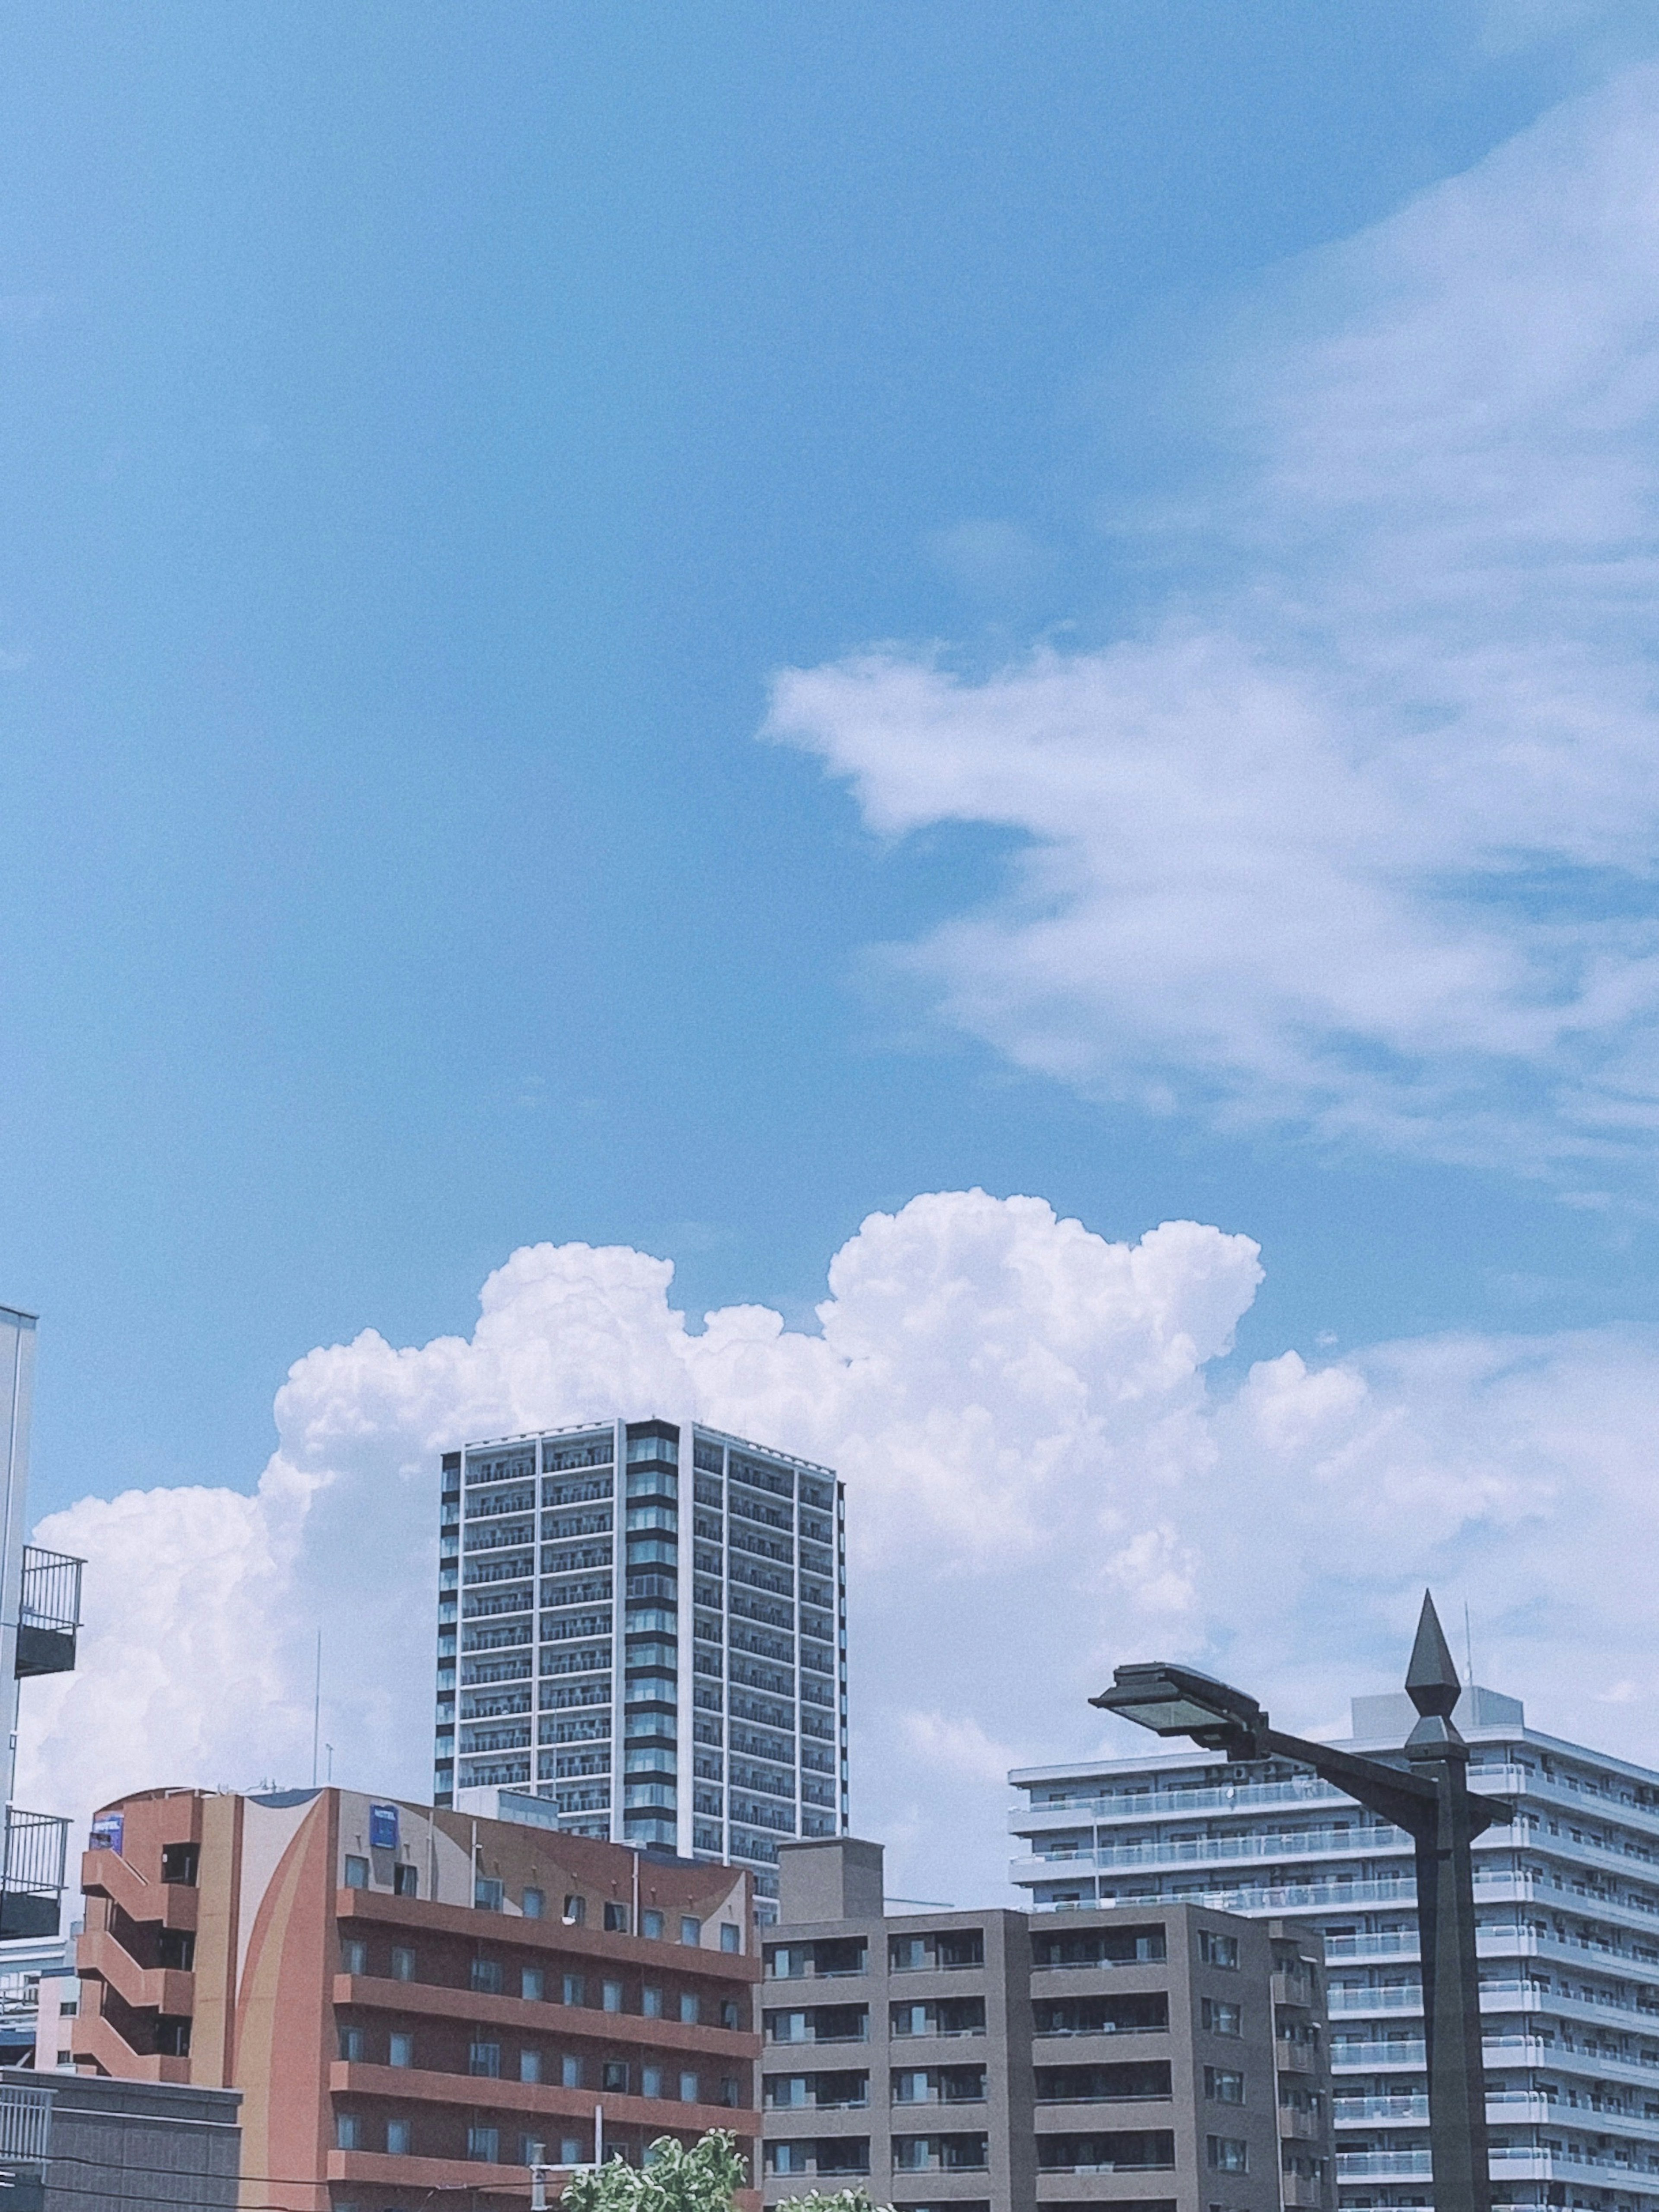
[1090,1660,1270,1760]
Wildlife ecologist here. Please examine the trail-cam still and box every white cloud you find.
[23,1199,1659,1904]
[766,64,1659,1180]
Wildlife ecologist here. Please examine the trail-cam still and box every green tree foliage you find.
[772,2192,896,2212]
[558,2131,898,2212]
[562,2131,750,2212]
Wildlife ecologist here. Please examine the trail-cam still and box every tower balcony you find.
[16,1546,83,1679]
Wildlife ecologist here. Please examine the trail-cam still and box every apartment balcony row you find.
[1046,1872,1659,1944]
[1014,1827,1411,1878]
[1332,2035,1659,2088]
[1331,1980,1659,2036]
[1341,2146,1659,2190]
[1014,1776,1345,1830]
[1335,2093,1659,2139]
[1328,1926,1659,1978]
[331,2056,749,2143]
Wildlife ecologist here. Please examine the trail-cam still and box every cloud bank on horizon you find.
[27,1193,1659,1901]
[768,63,1659,1184]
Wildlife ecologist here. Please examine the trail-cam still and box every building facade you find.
[0,2066,241,2211]
[0,1306,83,1940]
[72,1784,760,2212]
[760,1836,1333,2212]
[1011,1685,1659,2212]
[435,1418,849,1912]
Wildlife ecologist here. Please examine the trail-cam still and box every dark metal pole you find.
[1404,1596,1494,2212]
[1093,1592,1509,2212]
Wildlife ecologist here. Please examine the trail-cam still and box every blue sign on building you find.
[369,1803,399,1852]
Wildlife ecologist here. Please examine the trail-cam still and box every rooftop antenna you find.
[1463,1600,1475,1690]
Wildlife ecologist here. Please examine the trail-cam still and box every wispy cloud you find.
[769,66,1659,1184]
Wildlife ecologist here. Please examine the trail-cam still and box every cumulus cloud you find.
[23,1198,1659,1904]
[767,64,1659,1181]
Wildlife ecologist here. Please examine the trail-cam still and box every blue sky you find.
[16,4,1659,1888]
[8,0,1659,1509]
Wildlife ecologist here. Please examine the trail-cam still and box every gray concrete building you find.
[0,2067,241,2210]
[760,1837,1333,2212]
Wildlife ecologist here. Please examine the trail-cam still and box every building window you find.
[475,1876,504,1911]
[343,1855,369,1890]
[766,2145,811,2175]
[389,2033,413,2069]
[720,2077,740,2108]
[1208,2136,1249,2173]
[563,1973,585,2007]
[680,2071,699,2103]
[562,2055,583,2089]
[467,2126,500,2164]
[720,1999,740,2030]
[470,2041,501,2078]
[561,2137,584,2165]
[160,1843,199,1886]
[523,1887,544,1920]
[522,1966,545,2002]
[390,1946,415,1982]
[1200,1931,1240,1970]
[341,1939,368,1977]
[603,1979,623,2013]
[386,2119,412,2156]
[643,1985,664,2018]
[471,1958,503,1995]
[681,1917,702,1946]
[394,1863,418,1897]
[563,1893,586,1924]
[721,1923,741,1953]
[1202,1998,1242,2037]
[335,2115,360,2152]
[1204,2066,1245,2103]
[601,2061,630,2093]
[604,1901,630,1932]
[680,1992,701,2025]
[643,2065,664,2098]
[521,2050,542,2084]
[338,2026,364,2063]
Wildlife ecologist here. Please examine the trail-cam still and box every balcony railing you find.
[0,2082,51,2164]
[16,1546,83,1679]
[0,1809,70,1937]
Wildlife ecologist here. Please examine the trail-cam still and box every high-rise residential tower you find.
[1010,1685,1659,2212]
[435,1418,848,1913]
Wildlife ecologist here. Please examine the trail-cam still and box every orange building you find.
[71,1785,761,2212]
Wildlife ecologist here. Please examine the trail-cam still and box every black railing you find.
[0,1810,69,1939]
[16,1547,82,1680]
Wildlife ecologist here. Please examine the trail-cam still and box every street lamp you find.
[1092,1592,1511,2212]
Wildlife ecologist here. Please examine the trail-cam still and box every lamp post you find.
[1091,1592,1510,2212]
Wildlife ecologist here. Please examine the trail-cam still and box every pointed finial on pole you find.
[1405,1590,1461,1720]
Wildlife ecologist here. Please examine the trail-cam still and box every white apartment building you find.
[1012,1684,1659,2212]
[435,1416,849,1912]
